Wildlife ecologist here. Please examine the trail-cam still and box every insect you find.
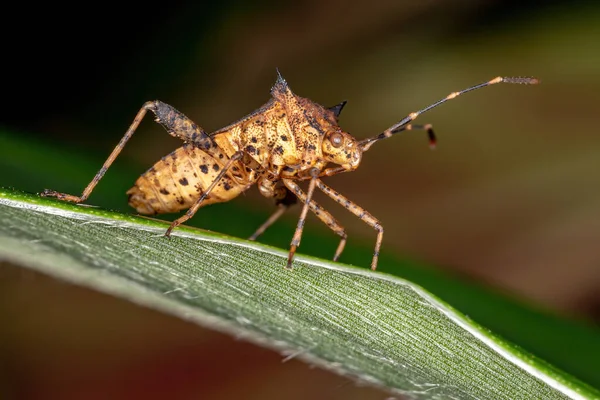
[41,71,538,270]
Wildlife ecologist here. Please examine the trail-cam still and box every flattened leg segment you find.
[41,100,226,205]
[149,100,231,162]
[148,101,217,151]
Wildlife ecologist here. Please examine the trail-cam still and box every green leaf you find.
[1,188,597,399]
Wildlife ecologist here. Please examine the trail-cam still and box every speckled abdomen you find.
[127,143,246,215]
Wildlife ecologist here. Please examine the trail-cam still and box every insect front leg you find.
[315,179,383,271]
[282,169,319,269]
[283,177,348,266]
[164,151,244,236]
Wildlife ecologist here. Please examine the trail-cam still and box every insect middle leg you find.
[249,187,298,241]
[41,100,221,203]
[249,205,288,241]
[283,178,348,266]
[315,179,383,271]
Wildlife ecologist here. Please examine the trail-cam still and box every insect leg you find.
[249,206,287,241]
[165,151,244,236]
[249,187,297,241]
[147,101,222,152]
[41,100,222,204]
[281,169,320,269]
[41,102,158,203]
[283,179,348,264]
[315,179,383,271]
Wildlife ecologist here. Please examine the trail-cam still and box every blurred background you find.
[1,0,600,398]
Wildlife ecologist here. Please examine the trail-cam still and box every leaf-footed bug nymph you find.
[42,70,539,270]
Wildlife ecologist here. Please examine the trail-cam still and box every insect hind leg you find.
[148,101,218,151]
[41,101,157,203]
[41,100,225,205]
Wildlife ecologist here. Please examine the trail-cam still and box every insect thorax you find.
[211,96,346,182]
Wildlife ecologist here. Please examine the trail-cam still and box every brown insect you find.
[41,71,538,270]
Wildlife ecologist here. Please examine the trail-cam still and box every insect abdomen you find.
[127,143,245,215]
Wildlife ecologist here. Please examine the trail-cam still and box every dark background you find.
[2,1,600,398]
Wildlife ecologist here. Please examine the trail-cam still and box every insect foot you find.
[40,70,538,271]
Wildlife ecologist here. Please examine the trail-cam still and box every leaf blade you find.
[1,189,597,399]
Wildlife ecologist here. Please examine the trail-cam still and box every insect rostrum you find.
[41,70,539,270]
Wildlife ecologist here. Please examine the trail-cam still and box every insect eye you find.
[329,132,343,148]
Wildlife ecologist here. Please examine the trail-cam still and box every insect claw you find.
[40,189,84,203]
[285,257,294,270]
[41,189,65,199]
[164,226,175,238]
[286,243,298,269]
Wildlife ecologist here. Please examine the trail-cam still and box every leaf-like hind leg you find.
[316,179,383,271]
[165,151,244,236]
[41,100,222,204]
[283,179,348,266]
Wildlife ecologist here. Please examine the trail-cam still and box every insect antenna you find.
[359,76,539,151]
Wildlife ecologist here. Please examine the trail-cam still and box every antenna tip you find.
[502,76,541,85]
